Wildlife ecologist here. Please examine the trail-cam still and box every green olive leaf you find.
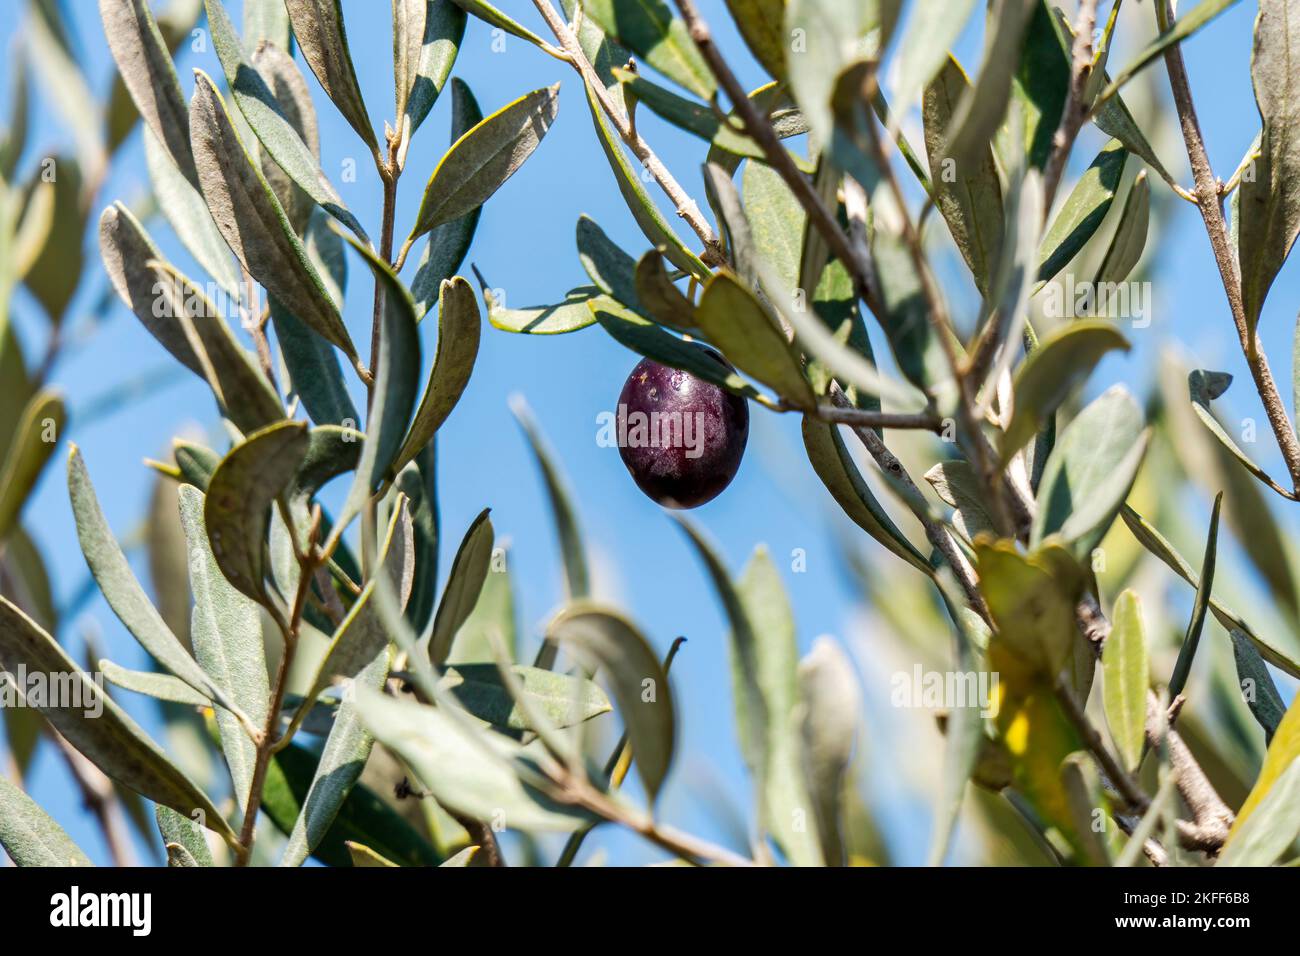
[1102,590,1149,772]
[394,276,481,472]
[203,421,310,608]
[99,0,198,187]
[0,594,238,846]
[189,71,359,367]
[409,84,559,242]
[178,484,271,815]
[547,602,675,804]
[0,774,93,867]
[283,0,378,150]
[412,78,483,319]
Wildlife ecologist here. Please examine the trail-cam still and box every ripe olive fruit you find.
[614,352,749,508]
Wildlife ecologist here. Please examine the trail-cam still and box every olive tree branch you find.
[828,385,992,626]
[233,505,324,865]
[1154,0,1300,491]
[1073,601,1235,855]
[531,0,724,264]
[1144,690,1235,853]
[794,402,946,432]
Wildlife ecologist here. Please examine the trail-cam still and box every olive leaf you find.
[283,0,378,150]
[695,271,816,409]
[68,446,246,718]
[98,660,213,709]
[394,276,480,472]
[98,202,202,375]
[1001,320,1131,460]
[785,0,886,148]
[99,0,198,187]
[281,635,390,867]
[1237,68,1295,306]
[797,637,860,867]
[591,298,769,404]
[1035,139,1128,288]
[941,0,1037,170]
[582,0,714,99]
[274,213,358,428]
[547,603,675,804]
[332,232,422,538]
[1102,590,1149,772]
[20,156,87,325]
[402,0,467,143]
[1031,385,1149,558]
[412,78,484,318]
[634,251,696,331]
[977,539,1084,678]
[346,842,397,868]
[1228,695,1300,842]
[448,546,516,664]
[156,804,214,868]
[576,214,642,310]
[146,261,287,434]
[511,397,590,601]
[408,84,560,242]
[205,0,370,243]
[0,774,93,867]
[441,663,610,732]
[356,688,599,832]
[1218,758,1300,866]
[178,484,270,815]
[1096,170,1150,285]
[448,0,551,48]
[1229,629,1286,744]
[802,417,932,575]
[203,420,310,606]
[244,0,292,50]
[923,55,1004,295]
[0,389,64,542]
[428,508,494,665]
[0,595,237,846]
[188,71,359,368]
[1168,494,1221,700]
[484,279,601,334]
[262,741,440,867]
[143,128,241,298]
[891,0,979,120]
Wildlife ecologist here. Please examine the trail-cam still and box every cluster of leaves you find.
[4,0,1300,869]
[467,0,1300,867]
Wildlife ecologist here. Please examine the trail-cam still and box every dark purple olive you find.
[614,352,749,509]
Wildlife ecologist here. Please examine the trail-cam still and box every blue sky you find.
[2,0,1296,867]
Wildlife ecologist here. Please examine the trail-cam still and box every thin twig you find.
[802,403,945,432]
[1144,691,1234,853]
[1154,0,1300,490]
[532,0,723,264]
[829,385,991,626]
